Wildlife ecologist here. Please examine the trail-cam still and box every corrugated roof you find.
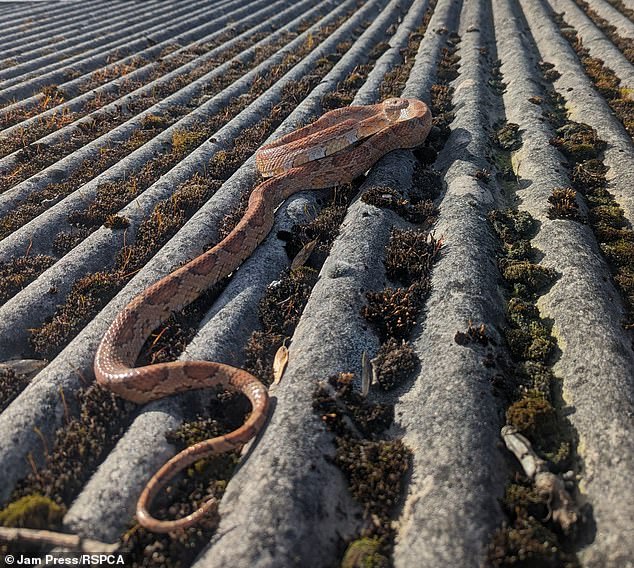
[0,0,632,566]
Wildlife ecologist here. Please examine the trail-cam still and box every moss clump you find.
[243,268,318,387]
[454,321,489,347]
[0,494,65,529]
[487,515,579,567]
[11,384,133,507]
[0,254,56,304]
[258,268,319,337]
[488,209,536,246]
[284,192,353,267]
[361,186,435,224]
[517,361,555,398]
[570,158,607,191]
[30,270,123,358]
[505,320,555,362]
[541,61,634,329]
[601,239,634,267]
[335,438,410,521]
[384,229,441,286]
[506,390,555,437]
[363,283,428,342]
[554,14,634,136]
[245,182,360,386]
[119,382,253,562]
[341,537,389,568]
[550,123,606,161]
[312,372,409,560]
[547,187,582,221]
[0,367,31,413]
[493,123,522,151]
[502,261,556,295]
[313,373,393,439]
[379,0,438,100]
[371,339,419,391]
[321,64,375,111]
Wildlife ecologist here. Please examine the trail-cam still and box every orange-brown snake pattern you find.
[94,97,432,533]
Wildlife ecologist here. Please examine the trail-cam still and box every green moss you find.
[493,123,522,151]
[550,123,606,161]
[506,320,555,362]
[341,537,389,568]
[504,482,547,519]
[0,494,65,529]
[502,261,556,294]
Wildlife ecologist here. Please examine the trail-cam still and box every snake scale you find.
[94,97,432,533]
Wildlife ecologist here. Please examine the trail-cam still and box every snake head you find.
[382,98,410,121]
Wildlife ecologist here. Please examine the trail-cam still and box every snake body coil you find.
[94,97,432,532]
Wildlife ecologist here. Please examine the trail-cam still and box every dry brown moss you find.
[604,0,634,20]
[119,405,245,566]
[555,14,634,137]
[488,203,580,562]
[0,254,56,304]
[384,228,441,285]
[312,372,410,561]
[244,184,360,384]
[542,82,634,329]
[379,0,439,100]
[488,489,580,568]
[11,384,133,508]
[454,321,490,347]
[493,123,522,151]
[335,437,410,518]
[573,0,634,65]
[371,338,418,391]
[363,284,428,342]
[361,186,436,224]
[548,187,582,221]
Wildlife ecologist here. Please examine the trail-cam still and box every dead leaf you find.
[290,239,318,271]
[272,345,289,385]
